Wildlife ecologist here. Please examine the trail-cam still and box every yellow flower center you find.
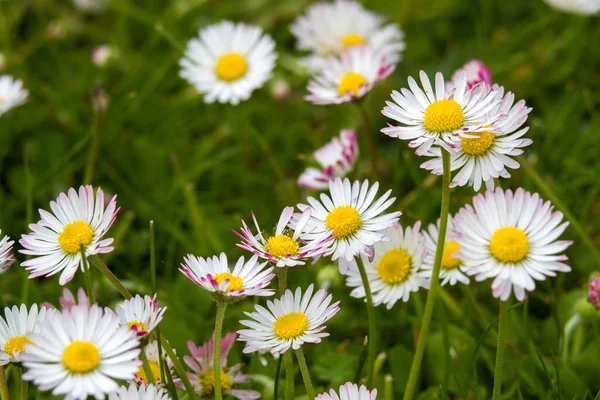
[127,320,148,334]
[441,241,462,270]
[337,72,368,96]
[460,131,495,155]
[265,235,299,258]
[4,336,33,358]
[58,220,94,255]
[423,99,465,134]
[199,369,233,397]
[273,312,309,339]
[325,206,362,239]
[62,341,101,374]
[215,53,248,82]
[490,227,529,263]
[213,272,243,291]
[135,360,162,384]
[376,249,413,284]
[342,33,366,49]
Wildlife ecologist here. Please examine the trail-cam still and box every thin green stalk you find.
[80,245,95,304]
[214,302,227,400]
[356,102,378,180]
[19,369,27,400]
[274,353,283,400]
[384,375,394,400]
[89,255,131,299]
[140,348,156,385]
[295,348,315,400]
[355,257,377,387]
[277,268,288,295]
[0,366,8,400]
[561,314,583,362]
[403,149,451,400]
[277,267,294,400]
[163,348,180,400]
[149,220,157,292]
[492,301,509,400]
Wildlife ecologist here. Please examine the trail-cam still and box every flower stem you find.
[0,366,8,400]
[140,348,156,385]
[295,348,315,400]
[562,314,583,362]
[214,301,227,400]
[492,301,509,400]
[81,245,95,304]
[19,369,27,400]
[356,102,378,180]
[355,257,377,387]
[89,255,131,300]
[277,267,288,296]
[403,149,451,400]
[274,353,283,400]
[277,268,294,400]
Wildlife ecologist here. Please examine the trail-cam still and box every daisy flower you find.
[234,207,332,268]
[290,0,405,72]
[0,230,15,272]
[132,340,170,387]
[345,223,429,309]
[19,185,119,285]
[180,253,275,299]
[109,384,170,400]
[179,21,276,105]
[21,304,141,400]
[453,188,573,301]
[421,217,469,286]
[182,332,260,399]
[381,70,504,155]
[0,304,50,366]
[298,129,359,191]
[446,60,492,92]
[420,86,533,191]
[545,0,600,14]
[316,382,377,400]
[306,45,394,105]
[115,294,166,337]
[238,284,340,354]
[0,75,28,117]
[295,177,401,270]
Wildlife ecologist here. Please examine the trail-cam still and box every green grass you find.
[0,0,599,399]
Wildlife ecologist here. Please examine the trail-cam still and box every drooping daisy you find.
[182,332,260,399]
[316,382,378,400]
[109,384,170,400]
[298,129,359,191]
[234,207,332,268]
[545,0,600,14]
[420,86,533,191]
[19,185,119,285]
[115,294,166,337]
[295,177,401,270]
[381,70,504,155]
[0,230,15,272]
[132,341,171,387]
[0,304,50,366]
[179,21,277,105]
[180,253,275,299]
[446,60,492,92]
[21,304,141,400]
[0,75,28,118]
[453,188,573,301]
[421,217,469,286]
[306,45,394,105]
[345,223,429,309]
[290,0,405,72]
[238,284,340,354]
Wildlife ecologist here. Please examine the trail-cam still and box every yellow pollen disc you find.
[127,320,148,333]
[490,227,529,263]
[62,341,100,374]
[265,235,299,258]
[376,249,413,284]
[215,53,248,82]
[423,99,465,134]
[342,33,367,49]
[337,72,368,96]
[213,272,243,291]
[58,220,94,255]
[441,241,462,270]
[325,206,362,239]
[4,336,33,358]
[136,361,162,384]
[273,312,309,339]
[460,131,495,155]
[199,369,233,397]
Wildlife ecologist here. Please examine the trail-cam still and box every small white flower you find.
[180,253,275,298]
[545,0,600,14]
[421,217,469,286]
[20,185,119,285]
[306,46,394,105]
[0,304,51,365]
[454,188,573,301]
[316,382,378,400]
[179,21,277,105]
[92,45,114,67]
[345,223,430,309]
[0,230,15,273]
[238,284,340,354]
[115,294,166,337]
[0,75,28,117]
[291,0,404,72]
[109,384,170,400]
[298,129,359,191]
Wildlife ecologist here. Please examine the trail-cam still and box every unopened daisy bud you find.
[316,382,377,400]
[447,60,492,92]
[270,78,291,99]
[588,277,600,309]
[92,45,114,67]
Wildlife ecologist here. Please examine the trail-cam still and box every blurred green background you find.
[0,0,599,398]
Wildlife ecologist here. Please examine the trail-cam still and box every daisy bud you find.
[588,277,600,309]
[92,45,114,68]
[450,60,492,91]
